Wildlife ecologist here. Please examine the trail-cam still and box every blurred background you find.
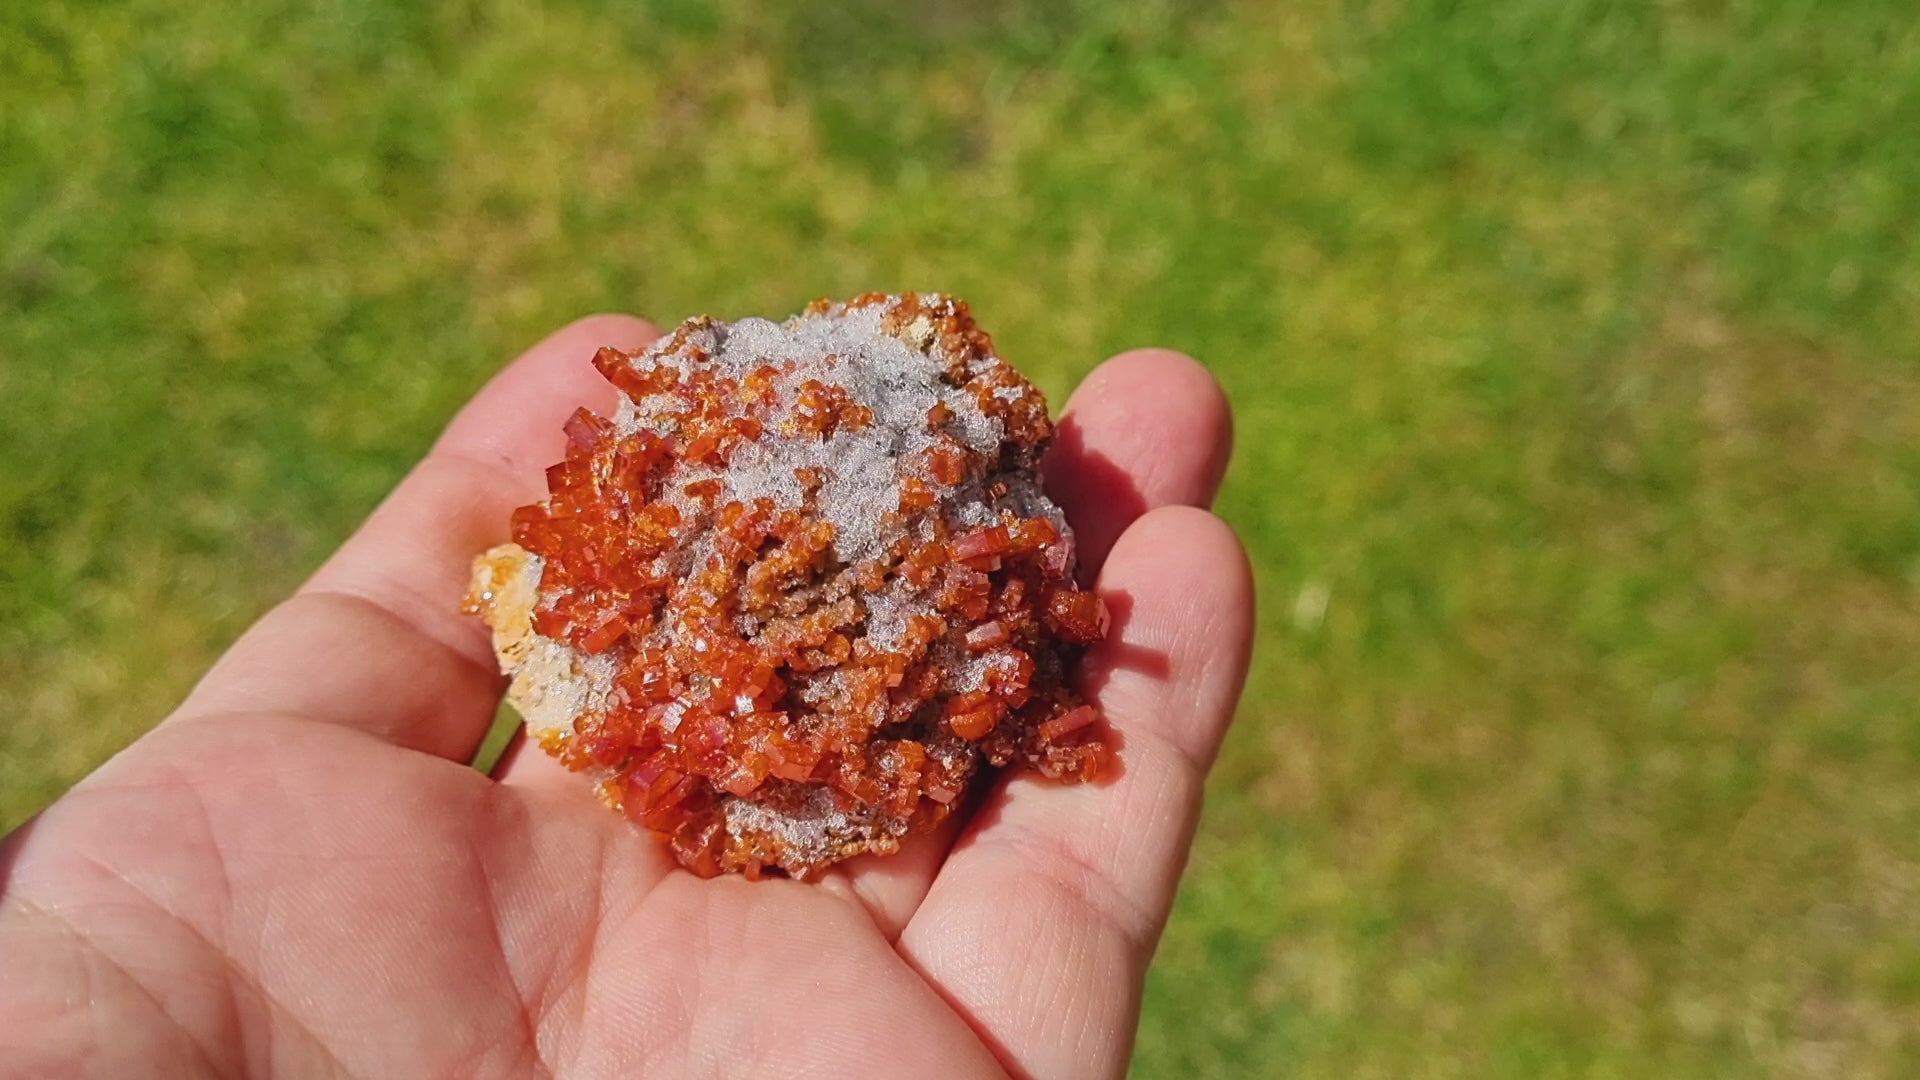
[6,1,1920,1074]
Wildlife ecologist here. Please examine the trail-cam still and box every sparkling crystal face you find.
[468,293,1108,878]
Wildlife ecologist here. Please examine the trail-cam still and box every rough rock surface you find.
[466,294,1108,878]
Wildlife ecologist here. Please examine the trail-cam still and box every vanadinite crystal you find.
[465,293,1109,878]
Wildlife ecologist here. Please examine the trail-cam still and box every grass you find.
[7,0,1920,1073]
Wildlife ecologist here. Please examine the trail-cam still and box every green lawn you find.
[7,1,1920,1074]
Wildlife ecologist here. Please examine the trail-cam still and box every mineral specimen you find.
[466,293,1109,878]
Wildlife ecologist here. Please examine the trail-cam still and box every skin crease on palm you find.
[0,314,1254,1079]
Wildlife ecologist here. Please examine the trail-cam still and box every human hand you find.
[0,315,1252,1078]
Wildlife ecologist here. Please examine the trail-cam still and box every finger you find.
[812,351,1232,931]
[1043,348,1232,577]
[308,313,656,666]
[896,507,1255,1080]
[814,808,967,943]
[175,315,661,760]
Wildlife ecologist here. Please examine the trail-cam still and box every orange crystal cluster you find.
[468,294,1109,878]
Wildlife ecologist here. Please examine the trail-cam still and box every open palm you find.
[1,316,1252,1078]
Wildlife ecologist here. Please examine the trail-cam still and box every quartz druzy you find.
[466,294,1109,878]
